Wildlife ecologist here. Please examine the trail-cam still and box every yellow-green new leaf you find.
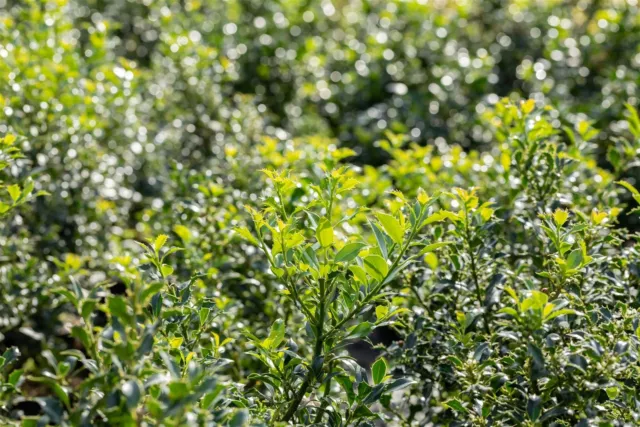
[424,252,438,270]
[504,286,519,305]
[500,151,511,171]
[418,241,454,255]
[616,180,640,204]
[173,225,192,243]
[375,305,389,320]
[263,319,285,350]
[522,99,535,114]
[6,184,20,203]
[544,308,576,322]
[161,264,174,277]
[553,209,569,227]
[316,218,334,248]
[422,210,460,226]
[350,265,368,283]
[154,235,168,252]
[169,337,183,349]
[376,213,404,245]
[3,134,16,145]
[499,307,519,318]
[234,227,259,246]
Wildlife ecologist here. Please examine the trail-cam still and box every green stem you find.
[313,361,333,424]
[409,281,430,313]
[527,336,540,395]
[279,368,313,422]
[327,183,335,223]
[276,186,288,221]
[324,227,417,340]
[278,279,327,422]
[463,203,491,335]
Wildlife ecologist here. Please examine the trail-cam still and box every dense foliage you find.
[1,0,640,425]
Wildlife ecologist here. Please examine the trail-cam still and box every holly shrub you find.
[1,0,640,426]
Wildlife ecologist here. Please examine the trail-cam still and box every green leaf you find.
[566,249,583,269]
[162,247,184,260]
[527,395,541,421]
[527,342,545,370]
[370,222,388,259]
[346,321,374,340]
[57,364,72,379]
[444,399,468,414]
[29,377,70,409]
[21,419,39,427]
[418,241,454,255]
[446,356,463,368]
[71,327,92,353]
[335,242,366,263]
[263,319,285,350]
[199,308,211,327]
[363,255,389,282]
[316,218,334,248]
[80,299,97,322]
[139,282,164,306]
[371,357,388,385]
[108,296,131,324]
[168,381,189,399]
[137,328,156,356]
[335,375,356,405]
[53,288,79,307]
[349,265,368,283]
[361,383,386,405]
[384,378,414,393]
[8,369,23,387]
[229,409,249,427]
[376,213,404,245]
[122,379,142,409]
[21,179,34,200]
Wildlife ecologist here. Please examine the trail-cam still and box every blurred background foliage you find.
[1,0,640,425]
[1,0,639,257]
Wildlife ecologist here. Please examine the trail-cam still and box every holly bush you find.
[1,0,640,426]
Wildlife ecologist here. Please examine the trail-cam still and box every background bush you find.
[1,0,640,425]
